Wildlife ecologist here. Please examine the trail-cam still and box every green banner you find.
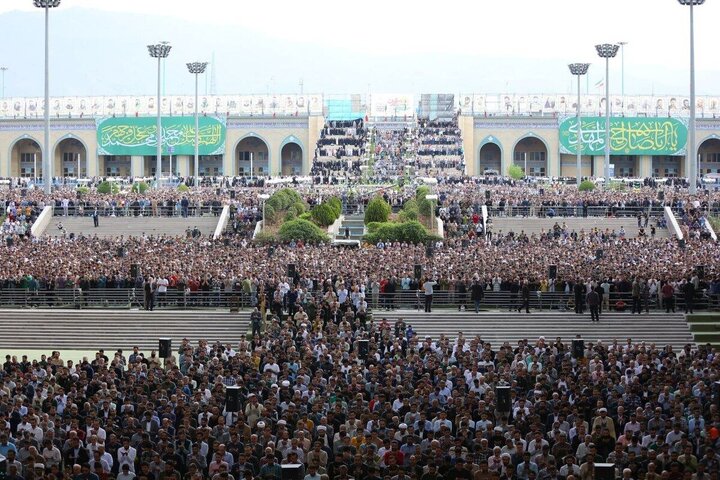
[559,116,687,156]
[97,116,226,156]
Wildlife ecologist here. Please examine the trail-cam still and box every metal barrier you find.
[51,203,223,218]
[0,288,715,311]
[485,205,668,219]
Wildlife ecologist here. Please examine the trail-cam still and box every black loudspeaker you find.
[572,339,585,359]
[287,263,296,278]
[679,238,686,249]
[230,190,236,199]
[159,338,172,359]
[548,265,557,280]
[426,245,434,257]
[117,247,125,258]
[594,464,615,480]
[696,265,706,279]
[223,238,230,246]
[461,239,470,249]
[225,386,241,412]
[414,264,422,280]
[280,464,304,480]
[358,340,369,360]
[595,249,604,259]
[658,190,665,200]
[496,386,511,412]
[485,190,491,200]
[215,188,221,195]
[130,264,139,278]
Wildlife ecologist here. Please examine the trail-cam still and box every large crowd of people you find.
[0,277,719,480]
[410,118,465,179]
[1,169,720,480]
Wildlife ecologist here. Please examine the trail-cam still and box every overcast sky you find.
[0,0,718,97]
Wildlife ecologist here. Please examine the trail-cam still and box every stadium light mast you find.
[34,0,61,194]
[148,42,172,188]
[568,63,590,186]
[595,44,619,186]
[678,0,704,195]
[187,62,208,188]
[617,42,628,110]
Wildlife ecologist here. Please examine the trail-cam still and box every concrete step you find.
[45,216,220,239]
[367,311,693,349]
[490,217,669,239]
[0,310,249,350]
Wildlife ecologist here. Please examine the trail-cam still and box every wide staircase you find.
[686,314,720,347]
[372,310,693,349]
[334,214,365,244]
[490,216,669,239]
[0,310,249,351]
[44,215,220,238]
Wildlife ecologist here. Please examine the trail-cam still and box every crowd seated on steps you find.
[311,119,367,179]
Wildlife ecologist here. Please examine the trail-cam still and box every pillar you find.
[638,155,652,178]
[131,156,144,178]
[177,155,191,176]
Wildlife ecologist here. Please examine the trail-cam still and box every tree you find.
[76,186,89,197]
[177,184,190,193]
[508,164,524,180]
[96,181,119,194]
[311,202,337,227]
[278,219,329,243]
[131,182,150,193]
[578,180,596,192]
[364,196,391,224]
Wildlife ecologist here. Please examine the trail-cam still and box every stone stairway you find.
[334,215,365,243]
[45,215,220,238]
[489,216,669,239]
[0,310,249,351]
[370,310,693,349]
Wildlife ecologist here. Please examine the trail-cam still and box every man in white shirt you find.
[117,438,137,473]
[423,278,437,313]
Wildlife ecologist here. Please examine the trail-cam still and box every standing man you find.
[662,281,675,313]
[92,208,99,228]
[471,277,484,314]
[574,280,586,314]
[587,288,600,322]
[683,278,695,314]
[520,279,531,314]
[631,278,641,314]
[423,276,437,313]
[250,307,262,337]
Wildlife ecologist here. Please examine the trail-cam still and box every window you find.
[20,153,36,163]
[62,152,77,163]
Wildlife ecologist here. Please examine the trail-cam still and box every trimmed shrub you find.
[253,231,277,244]
[579,180,596,192]
[364,220,436,245]
[364,196,391,224]
[177,184,190,193]
[327,197,342,218]
[278,219,329,243]
[96,181,119,194]
[508,164,524,180]
[263,204,276,224]
[311,202,337,227]
[131,182,150,194]
[76,186,89,196]
[299,212,312,221]
[284,210,297,222]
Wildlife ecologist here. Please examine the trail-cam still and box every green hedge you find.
[364,220,437,245]
[97,181,120,194]
[278,219,329,243]
[579,180,595,192]
[131,181,150,193]
[364,196,391,224]
[177,184,190,192]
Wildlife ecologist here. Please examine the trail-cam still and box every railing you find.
[52,203,223,218]
[0,288,716,311]
[485,205,667,219]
